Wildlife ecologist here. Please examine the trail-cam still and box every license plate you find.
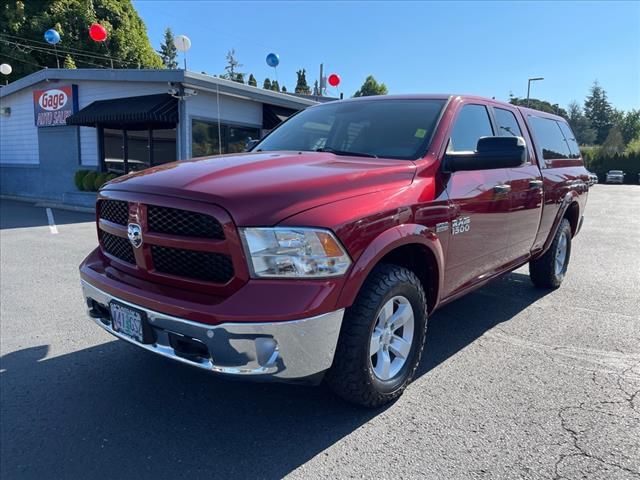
[110,301,148,343]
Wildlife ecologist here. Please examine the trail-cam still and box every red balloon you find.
[328,73,341,87]
[89,23,108,42]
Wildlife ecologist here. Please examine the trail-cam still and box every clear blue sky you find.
[134,0,640,111]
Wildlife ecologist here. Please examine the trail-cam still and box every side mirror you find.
[245,139,260,152]
[444,136,527,173]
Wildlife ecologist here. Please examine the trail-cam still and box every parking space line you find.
[46,208,59,235]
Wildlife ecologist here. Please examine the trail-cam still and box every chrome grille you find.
[151,245,233,283]
[99,200,128,226]
[147,206,224,239]
[101,231,135,264]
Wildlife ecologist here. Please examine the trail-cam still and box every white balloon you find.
[174,35,192,52]
[0,63,12,75]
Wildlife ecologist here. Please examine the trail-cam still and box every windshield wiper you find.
[315,147,378,158]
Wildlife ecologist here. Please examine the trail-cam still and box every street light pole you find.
[527,77,544,107]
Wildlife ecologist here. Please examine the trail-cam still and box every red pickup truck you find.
[81,95,589,407]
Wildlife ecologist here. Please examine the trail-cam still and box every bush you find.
[582,149,640,184]
[93,172,110,191]
[74,170,91,190]
[82,171,98,191]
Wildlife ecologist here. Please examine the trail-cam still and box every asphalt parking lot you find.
[1,185,639,480]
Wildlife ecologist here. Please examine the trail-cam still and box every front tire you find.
[326,264,428,408]
[529,218,572,289]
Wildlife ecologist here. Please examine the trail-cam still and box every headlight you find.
[239,227,352,278]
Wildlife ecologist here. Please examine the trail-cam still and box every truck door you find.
[492,106,544,263]
[442,103,511,297]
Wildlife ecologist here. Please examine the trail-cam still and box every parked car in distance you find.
[606,170,625,183]
[80,94,590,407]
[587,171,598,186]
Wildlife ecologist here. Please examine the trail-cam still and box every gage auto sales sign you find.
[33,85,78,127]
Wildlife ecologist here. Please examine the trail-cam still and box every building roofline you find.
[0,68,318,109]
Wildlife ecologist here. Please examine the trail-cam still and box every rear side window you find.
[449,104,494,152]
[528,116,571,160]
[494,108,523,137]
[558,122,581,158]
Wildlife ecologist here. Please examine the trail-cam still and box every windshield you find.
[255,99,446,160]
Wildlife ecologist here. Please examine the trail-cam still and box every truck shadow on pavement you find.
[0,272,550,480]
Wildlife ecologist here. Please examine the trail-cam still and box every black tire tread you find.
[326,264,428,408]
[530,218,572,289]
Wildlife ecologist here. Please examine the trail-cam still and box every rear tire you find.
[530,218,572,289]
[326,264,428,408]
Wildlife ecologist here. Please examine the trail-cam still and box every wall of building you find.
[185,90,262,158]
[0,88,40,165]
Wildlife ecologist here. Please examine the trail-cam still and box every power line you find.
[0,37,140,67]
[1,50,48,69]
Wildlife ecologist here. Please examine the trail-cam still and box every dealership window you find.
[191,119,260,157]
[101,127,176,174]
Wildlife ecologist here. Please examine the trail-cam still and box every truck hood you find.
[104,151,416,225]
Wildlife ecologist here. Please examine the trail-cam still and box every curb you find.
[1,195,95,214]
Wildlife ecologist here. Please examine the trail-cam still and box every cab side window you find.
[448,104,494,152]
[494,108,523,137]
[528,116,571,161]
[558,122,581,158]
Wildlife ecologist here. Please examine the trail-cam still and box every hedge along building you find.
[0,68,317,206]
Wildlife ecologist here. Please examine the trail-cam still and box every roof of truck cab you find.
[329,94,568,122]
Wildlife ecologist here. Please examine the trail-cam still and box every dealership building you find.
[0,68,317,206]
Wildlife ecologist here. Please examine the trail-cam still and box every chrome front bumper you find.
[81,280,344,380]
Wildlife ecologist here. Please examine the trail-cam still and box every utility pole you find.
[319,63,324,97]
[526,77,544,107]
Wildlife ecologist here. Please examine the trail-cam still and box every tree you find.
[63,54,76,69]
[0,0,162,80]
[247,74,257,87]
[509,97,568,118]
[584,81,614,144]
[281,85,287,93]
[294,69,311,94]
[158,27,177,69]
[222,49,244,80]
[233,73,244,84]
[567,101,596,145]
[601,126,625,154]
[353,75,388,97]
[618,109,640,145]
[271,80,280,92]
[263,78,272,90]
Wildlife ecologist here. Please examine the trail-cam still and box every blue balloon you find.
[44,29,61,45]
[266,53,279,68]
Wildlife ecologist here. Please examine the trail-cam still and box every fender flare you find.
[336,224,446,309]
[540,191,580,255]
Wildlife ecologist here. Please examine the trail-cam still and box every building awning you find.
[66,93,178,129]
[262,104,297,130]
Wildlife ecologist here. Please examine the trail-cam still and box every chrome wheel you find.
[555,231,568,275]
[369,296,415,381]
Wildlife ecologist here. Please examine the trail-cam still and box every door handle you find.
[493,184,511,194]
[529,180,543,189]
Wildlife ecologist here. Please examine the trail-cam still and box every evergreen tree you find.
[281,85,287,93]
[294,69,311,94]
[567,101,596,145]
[263,78,272,90]
[63,54,77,69]
[223,49,244,80]
[247,74,257,87]
[0,0,162,79]
[271,80,280,92]
[233,73,245,84]
[618,109,640,145]
[158,27,178,69]
[584,81,614,144]
[353,75,388,97]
